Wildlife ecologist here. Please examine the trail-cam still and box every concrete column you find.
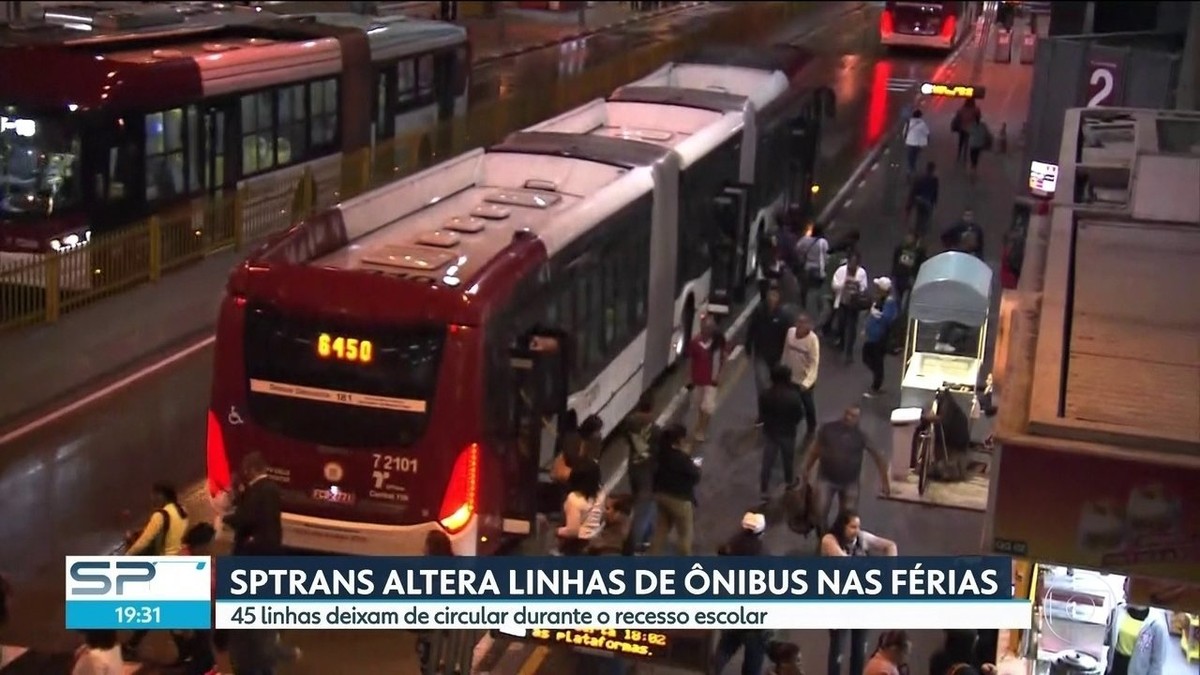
[1179,3,1200,110]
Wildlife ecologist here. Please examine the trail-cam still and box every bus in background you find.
[0,3,468,264]
[879,1,980,51]
[523,94,743,359]
[207,131,681,556]
[619,46,833,312]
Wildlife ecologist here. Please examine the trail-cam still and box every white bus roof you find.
[524,97,743,169]
[625,62,789,111]
[312,135,667,285]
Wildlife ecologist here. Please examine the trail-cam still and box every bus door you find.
[508,330,568,526]
[711,183,752,309]
[198,100,236,242]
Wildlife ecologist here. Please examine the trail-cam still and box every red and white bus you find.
[879,1,980,51]
[0,3,468,260]
[208,133,676,555]
[621,45,832,312]
[206,54,826,557]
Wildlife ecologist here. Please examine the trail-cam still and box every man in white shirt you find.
[830,251,869,363]
[904,108,930,175]
[781,312,819,438]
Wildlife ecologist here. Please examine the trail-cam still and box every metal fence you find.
[0,2,813,332]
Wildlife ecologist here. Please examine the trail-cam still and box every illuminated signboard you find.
[1028,160,1059,196]
[920,83,986,100]
[497,628,710,671]
[316,333,374,364]
[0,116,36,138]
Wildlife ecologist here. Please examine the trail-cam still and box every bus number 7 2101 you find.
[372,454,419,473]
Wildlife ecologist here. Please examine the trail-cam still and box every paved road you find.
[0,2,858,431]
[0,4,905,673]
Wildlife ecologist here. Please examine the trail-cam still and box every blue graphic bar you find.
[66,600,211,630]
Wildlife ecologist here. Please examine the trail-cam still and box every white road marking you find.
[0,336,215,447]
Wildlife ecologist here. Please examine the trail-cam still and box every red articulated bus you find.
[879,1,981,51]
[0,3,467,267]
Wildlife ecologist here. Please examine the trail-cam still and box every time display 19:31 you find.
[317,333,374,364]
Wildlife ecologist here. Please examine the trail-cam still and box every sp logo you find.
[69,560,156,596]
[323,462,344,483]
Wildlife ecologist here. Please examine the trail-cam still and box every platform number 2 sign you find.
[1086,62,1120,108]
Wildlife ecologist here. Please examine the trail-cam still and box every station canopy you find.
[909,251,993,326]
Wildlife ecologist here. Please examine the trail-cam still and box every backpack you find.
[151,508,173,555]
[784,482,817,536]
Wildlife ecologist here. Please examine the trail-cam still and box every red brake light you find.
[880,10,895,37]
[940,15,956,39]
[438,443,480,534]
[206,409,231,497]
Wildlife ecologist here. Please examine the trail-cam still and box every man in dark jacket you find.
[907,162,939,236]
[941,209,985,259]
[649,424,701,555]
[224,452,283,556]
[758,365,806,501]
[746,282,792,396]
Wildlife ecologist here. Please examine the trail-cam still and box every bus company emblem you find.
[323,462,344,482]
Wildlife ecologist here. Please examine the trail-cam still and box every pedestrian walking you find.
[966,115,993,181]
[557,459,602,555]
[123,482,190,661]
[941,209,985,259]
[819,509,898,675]
[746,282,792,395]
[686,314,729,442]
[829,251,870,363]
[953,99,981,165]
[891,228,926,310]
[621,393,658,554]
[780,313,819,439]
[758,365,805,501]
[903,109,930,175]
[800,405,892,531]
[906,162,939,236]
[223,452,283,556]
[711,513,768,674]
[795,223,830,311]
[862,277,899,397]
[649,424,700,555]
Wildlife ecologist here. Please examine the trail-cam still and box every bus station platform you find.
[479,14,1038,675]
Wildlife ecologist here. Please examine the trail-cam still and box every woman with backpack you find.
[123,481,190,661]
[952,99,981,165]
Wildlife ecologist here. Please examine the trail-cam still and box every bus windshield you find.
[0,112,82,218]
[243,305,446,448]
[886,1,954,36]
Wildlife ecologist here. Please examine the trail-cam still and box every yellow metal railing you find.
[0,2,813,331]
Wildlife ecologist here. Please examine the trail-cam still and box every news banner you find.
[65,556,1029,631]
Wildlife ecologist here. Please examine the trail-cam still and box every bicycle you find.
[913,381,971,496]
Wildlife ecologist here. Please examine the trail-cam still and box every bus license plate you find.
[312,488,356,504]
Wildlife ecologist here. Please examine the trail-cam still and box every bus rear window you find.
[243,305,445,448]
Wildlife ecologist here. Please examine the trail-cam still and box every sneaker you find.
[864,389,883,398]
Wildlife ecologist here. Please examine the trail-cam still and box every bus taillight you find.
[940,15,957,40]
[880,9,895,37]
[438,443,480,534]
[207,409,232,497]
